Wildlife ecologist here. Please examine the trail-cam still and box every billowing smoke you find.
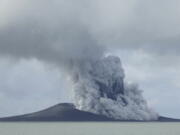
[0,0,160,120]
[71,55,158,120]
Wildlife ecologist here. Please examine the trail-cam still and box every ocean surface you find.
[0,122,180,135]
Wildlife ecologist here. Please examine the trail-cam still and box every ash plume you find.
[71,55,158,120]
[0,0,159,120]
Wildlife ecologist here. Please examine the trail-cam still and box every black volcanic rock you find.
[0,103,179,122]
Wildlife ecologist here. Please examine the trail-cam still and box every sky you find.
[0,0,180,118]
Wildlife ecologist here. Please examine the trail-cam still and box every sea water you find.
[0,122,180,135]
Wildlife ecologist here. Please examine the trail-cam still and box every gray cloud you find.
[0,0,104,67]
[0,0,180,59]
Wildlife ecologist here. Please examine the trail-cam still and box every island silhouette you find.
[0,103,179,122]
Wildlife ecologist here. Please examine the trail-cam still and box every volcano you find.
[0,103,179,122]
[0,57,179,122]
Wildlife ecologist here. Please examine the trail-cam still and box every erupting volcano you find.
[71,55,158,120]
[0,55,163,121]
[0,1,179,121]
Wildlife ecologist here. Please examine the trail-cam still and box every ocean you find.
[0,122,180,135]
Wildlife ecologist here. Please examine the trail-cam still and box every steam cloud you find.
[0,0,161,120]
[72,55,158,120]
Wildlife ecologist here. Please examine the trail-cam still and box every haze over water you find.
[0,122,180,135]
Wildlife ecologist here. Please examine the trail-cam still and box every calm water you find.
[0,122,180,135]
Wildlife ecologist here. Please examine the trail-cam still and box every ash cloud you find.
[1,0,179,120]
[72,56,158,120]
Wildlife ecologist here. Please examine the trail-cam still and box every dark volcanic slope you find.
[0,103,179,122]
[0,103,114,121]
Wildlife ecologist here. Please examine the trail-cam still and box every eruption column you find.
[72,55,158,120]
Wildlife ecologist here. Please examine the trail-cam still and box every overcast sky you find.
[0,0,180,118]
